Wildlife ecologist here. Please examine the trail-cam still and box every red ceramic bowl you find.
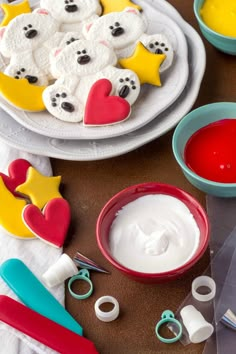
[96,182,209,283]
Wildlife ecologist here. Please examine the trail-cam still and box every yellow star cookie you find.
[0,0,31,27]
[100,0,142,15]
[16,167,62,209]
[0,73,46,112]
[0,177,35,239]
[119,42,166,86]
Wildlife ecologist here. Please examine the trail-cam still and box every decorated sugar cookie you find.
[39,0,102,32]
[16,166,62,209]
[0,10,83,86]
[119,42,166,86]
[22,198,71,248]
[0,0,31,27]
[100,0,142,15]
[84,7,174,73]
[84,79,131,126]
[43,39,140,123]
[0,72,46,111]
[0,159,31,198]
[0,177,35,239]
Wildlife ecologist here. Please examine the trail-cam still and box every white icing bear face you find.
[0,11,59,57]
[85,8,147,50]
[51,40,117,77]
[40,0,101,24]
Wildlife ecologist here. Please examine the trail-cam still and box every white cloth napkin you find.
[0,141,64,354]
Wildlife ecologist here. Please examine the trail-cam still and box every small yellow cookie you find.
[16,167,62,210]
[100,0,142,15]
[119,42,166,86]
[0,72,46,112]
[0,177,35,239]
[0,0,31,27]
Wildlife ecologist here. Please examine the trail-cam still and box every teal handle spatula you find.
[0,258,83,336]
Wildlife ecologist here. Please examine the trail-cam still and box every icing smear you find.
[109,194,200,273]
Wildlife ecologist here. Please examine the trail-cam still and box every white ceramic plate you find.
[0,0,189,140]
[0,0,206,160]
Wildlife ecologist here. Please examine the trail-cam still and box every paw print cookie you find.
[115,72,139,105]
[43,82,84,122]
[141,34,174,72]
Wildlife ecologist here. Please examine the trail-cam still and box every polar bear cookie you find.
[40,0,102,32]
[84,7,174,72]
[0,10,83,85]
[43,39,140,123]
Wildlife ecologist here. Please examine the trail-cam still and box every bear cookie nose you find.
[61,102,75,113]
[77,55,91,65]
[112,27,125,37]
[65,4,78,12]
[25,29,38,39]
[25,75,38,84]
[119,85,130,99]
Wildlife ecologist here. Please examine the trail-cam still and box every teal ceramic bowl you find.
[172,102,236,197]
[194,0,236,55]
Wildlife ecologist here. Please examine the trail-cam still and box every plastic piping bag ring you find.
[94,296,119,322]
[68,269,93,300]
[192,276,216,302]
[155,310,182,344]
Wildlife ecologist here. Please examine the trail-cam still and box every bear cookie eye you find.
[66,37,80,45]
[109,22,125,37]
[23,24,38,39]
[64,0,78,13]
[76,49,91,65]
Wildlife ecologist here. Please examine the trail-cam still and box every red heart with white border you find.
[22,198,71,248]
[84,78,131,126]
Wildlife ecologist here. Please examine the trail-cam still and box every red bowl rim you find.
[96,182,210,279]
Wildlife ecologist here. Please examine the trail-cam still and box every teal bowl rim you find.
[172,102,236,190]
[193,0,236,41]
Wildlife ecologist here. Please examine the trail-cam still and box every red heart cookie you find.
[22,198,71,248]
[84,78,131,126]
[0,159,31,197]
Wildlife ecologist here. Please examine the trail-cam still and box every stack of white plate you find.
[0,0,206,161]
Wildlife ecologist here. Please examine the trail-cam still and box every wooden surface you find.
[47,1,236,353]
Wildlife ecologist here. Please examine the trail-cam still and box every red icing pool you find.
[184,119,236,183]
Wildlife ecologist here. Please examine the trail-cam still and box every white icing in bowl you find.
[109,194,200,273]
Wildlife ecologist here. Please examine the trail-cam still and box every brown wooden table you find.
[45,1,236,353]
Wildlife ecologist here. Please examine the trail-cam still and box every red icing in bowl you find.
[184,119,236,183]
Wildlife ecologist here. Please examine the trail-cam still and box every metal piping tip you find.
[73,251,110,274]
[220,309,236,330]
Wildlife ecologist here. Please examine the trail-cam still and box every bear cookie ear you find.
[33,8,50,15]
[123,7,140,15]
[52,47,62,57]
[0,27,6,41]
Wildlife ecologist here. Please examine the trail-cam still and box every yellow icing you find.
[200,0,236,37]
[0,0,31,27]
[16,167,62,210]
[0,177,35,239]
[0,72,46,112]
[100,0,142,15]
[119,42,166,86]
